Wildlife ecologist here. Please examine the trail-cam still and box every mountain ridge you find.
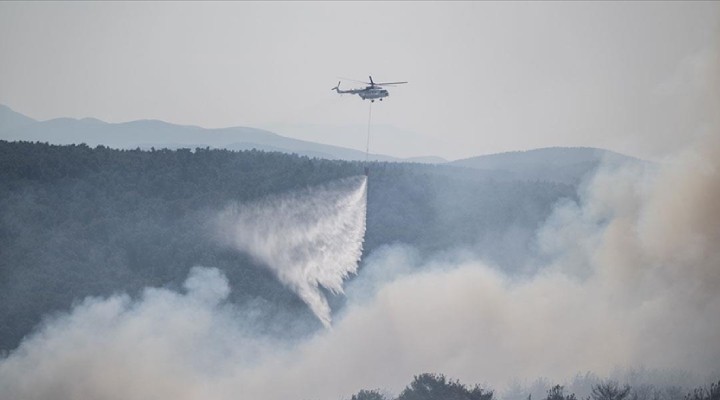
[0,105,644,179]
[0,105,408,163]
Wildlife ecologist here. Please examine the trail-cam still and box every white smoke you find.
[0,267,239,400]
[214,175,367,327]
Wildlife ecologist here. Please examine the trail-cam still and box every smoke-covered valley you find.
[0,126,718,400]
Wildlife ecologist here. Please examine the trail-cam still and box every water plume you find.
[215,175,368,327]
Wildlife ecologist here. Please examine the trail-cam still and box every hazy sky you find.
[1,2,718,160]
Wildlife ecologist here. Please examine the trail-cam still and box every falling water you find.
[216,176,368,327]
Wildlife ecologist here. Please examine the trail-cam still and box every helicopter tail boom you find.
[332,81,358,94]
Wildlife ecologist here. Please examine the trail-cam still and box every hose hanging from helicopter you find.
[366,101,372,162]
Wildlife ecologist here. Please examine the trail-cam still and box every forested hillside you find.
[0,141,575,351]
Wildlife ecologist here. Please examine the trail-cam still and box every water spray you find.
[216,176,368,327]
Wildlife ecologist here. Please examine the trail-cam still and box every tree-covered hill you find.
[0,141,575,351]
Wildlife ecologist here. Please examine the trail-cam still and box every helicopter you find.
[331,76,407,102]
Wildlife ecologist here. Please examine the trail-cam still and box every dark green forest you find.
[0,140,574,351]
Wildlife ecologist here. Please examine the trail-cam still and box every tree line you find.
[346,373,720,400]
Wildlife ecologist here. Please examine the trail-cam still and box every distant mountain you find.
[0,105,421,163]
[0,104,37,132]
[449,147,643,184]
[0,105,642,176]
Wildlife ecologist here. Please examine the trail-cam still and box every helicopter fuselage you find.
[358,87,389,101]
[333,85,389,101]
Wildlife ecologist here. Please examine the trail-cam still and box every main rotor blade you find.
[374,81,408,86]
[337,77,371,85]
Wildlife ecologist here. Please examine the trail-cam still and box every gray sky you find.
[1,1,718,160]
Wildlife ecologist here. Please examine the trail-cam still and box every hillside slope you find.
[0,141,575,351]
